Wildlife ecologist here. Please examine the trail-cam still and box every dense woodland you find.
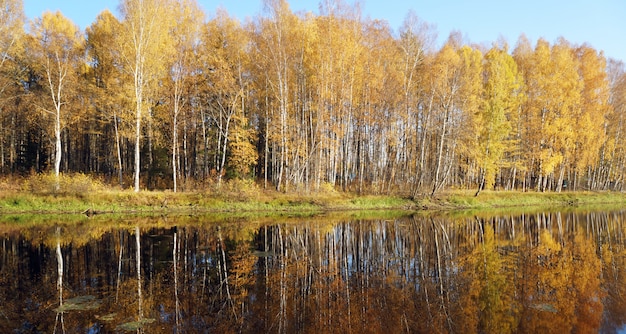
[1,0,625,195]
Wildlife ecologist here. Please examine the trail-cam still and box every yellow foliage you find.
[23,172,104,195]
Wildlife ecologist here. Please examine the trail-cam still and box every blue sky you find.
[23,0,626,62]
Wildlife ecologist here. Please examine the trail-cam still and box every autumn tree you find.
[457,44,483,190]
[118,0,174,192]
[29,11,83,186]
[429,40,462,196]
[358,18,403,193]
[0,0,24,173]
[253,0,299,191]
[429,38,481,196]
[397,11,436,195]
[512,35,536,190]
[86,10,127,186]
[549,40,582,192]
[516,39,581,192]
[202,9,255,184]
[0,0,24,92]
[167,0,203,192]
[317,0,365,192]
[475,44,523,195]
[228,109,259,179]
[574,45,609,190]
[605,60,626,190]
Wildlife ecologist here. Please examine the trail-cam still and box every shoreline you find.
[1,190,626,216]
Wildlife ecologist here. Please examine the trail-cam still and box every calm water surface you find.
[1,210,626,333]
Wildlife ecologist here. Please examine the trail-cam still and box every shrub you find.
[24,173,103,196]
[0,176,23,192]
[319,182,337,194]
[222,178,259,200]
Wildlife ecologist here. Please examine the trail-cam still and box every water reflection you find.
[1,211,626,333]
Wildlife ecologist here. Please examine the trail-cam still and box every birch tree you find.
[254,0,297,191]
[199,10,252,185]
[168,0,203,192]
[0,0,24,89]
[429,41,462,196]
[30,11,83,186]
[605,60,626,190]
[0,0,24,173]
[118,0,174,192]
[86,10,127,187]
[475,44,523,195]
[575,45,609,189]
[398,11,436,194]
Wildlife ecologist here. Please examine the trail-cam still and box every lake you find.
[1,209,625,333]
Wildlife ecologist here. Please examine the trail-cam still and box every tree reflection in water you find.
[0,211,625,333]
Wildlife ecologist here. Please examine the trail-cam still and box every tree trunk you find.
[556,161,566,192]
[173,108,178,192]
[134,92,142,192]
[54,107,62,189]
[113,111,123,187]
[432,106,450,197]
[416,89,434,196]
[475,168,485,196]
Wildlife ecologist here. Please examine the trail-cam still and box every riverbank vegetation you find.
[1,173,626,215]
[1,0,626,200]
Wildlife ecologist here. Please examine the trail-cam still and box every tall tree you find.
[519,39,581,192]
[0,0,24,85]
[575,45,609,189]
[429,39,482,196]
[202,9,254,185]
[86,10,127,186]
[0,0,25,173]
[549,40,582,192]
[30,11,83,185]
[168,0,203,192]
[512,34,536,190]
[315,0,365,191]
[118,0,174,192]
[605,60,626,190]
[475,44,523,195]
[359,19,402,193]
[254,0,298,191]
[398,11,436,195]
[429,42,460,196]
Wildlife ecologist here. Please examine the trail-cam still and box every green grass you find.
[426,189,626,210]
[0,188,418,215]
[2,184,626,217]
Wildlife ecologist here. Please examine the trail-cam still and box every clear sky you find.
[23,0,626,62]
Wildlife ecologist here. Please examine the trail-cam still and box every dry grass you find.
[2,174,626,215]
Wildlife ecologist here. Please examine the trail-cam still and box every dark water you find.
[1,210,626,333]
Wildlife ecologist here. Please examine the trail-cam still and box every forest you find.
[1,0,625,195]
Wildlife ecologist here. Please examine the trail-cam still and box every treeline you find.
[1,0,625,195]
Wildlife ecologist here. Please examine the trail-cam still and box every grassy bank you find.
[0,189,416,215]
[1,186,626,215]
[426,189,626,210]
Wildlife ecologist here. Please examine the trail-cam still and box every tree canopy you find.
[2,0,625,194]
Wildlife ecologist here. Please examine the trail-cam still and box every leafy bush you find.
[0,176,22,192]
[222,178,260,200]
[319,182,337,194]
[24,173,103,196]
